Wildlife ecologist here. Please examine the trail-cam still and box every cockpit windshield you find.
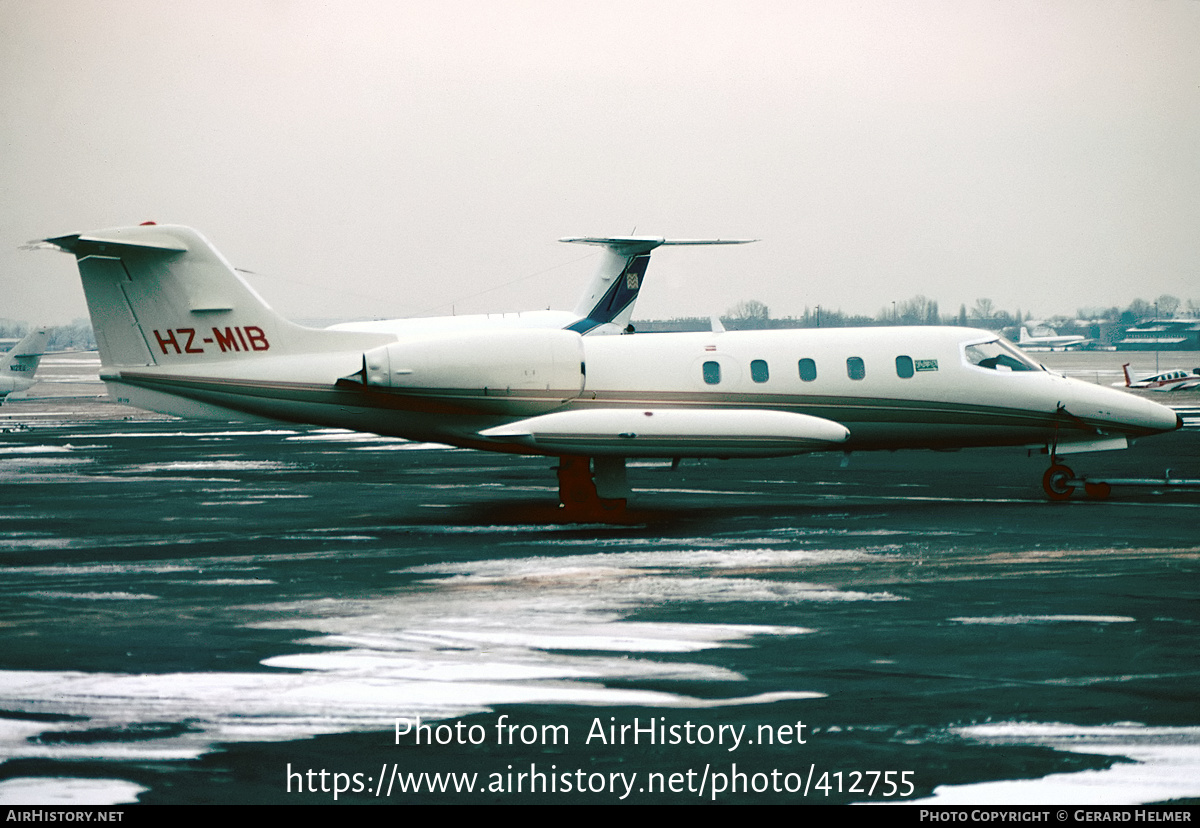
[963,339,1042,372]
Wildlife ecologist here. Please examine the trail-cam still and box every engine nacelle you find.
[361,328,585,403]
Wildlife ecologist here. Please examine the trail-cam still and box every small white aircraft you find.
[1017,325,1087,351]
[40,223,1180,514]
[1117,363,1200,392]
[0,327,51,400]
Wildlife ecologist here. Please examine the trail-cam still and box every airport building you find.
[1115,319,1200,350]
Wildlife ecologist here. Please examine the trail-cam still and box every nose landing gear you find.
[1042,463,1074,501]
[1041,461,1113,501]
[1041,404,1116,501]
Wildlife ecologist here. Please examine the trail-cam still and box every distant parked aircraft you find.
[1117,364,1200,392]
[1017,326,1087,351]
[0,328,51,400]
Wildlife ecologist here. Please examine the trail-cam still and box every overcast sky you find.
[4,0,1198,326]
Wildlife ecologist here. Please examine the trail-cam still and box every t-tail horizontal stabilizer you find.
[560,236,755,335]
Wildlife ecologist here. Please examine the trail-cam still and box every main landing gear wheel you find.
[1042,463,1075,501]
[556,456,628,521]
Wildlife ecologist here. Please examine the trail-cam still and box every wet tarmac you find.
[0,353,1197,805]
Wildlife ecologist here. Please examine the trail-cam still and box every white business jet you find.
[0,327,51,400]
[41,223,1179,515]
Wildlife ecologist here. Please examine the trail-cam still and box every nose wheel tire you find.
[1042,464,1075,501]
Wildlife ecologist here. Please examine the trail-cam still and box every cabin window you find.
[895,355,914,379]
[846,357,866,380]
[702,360,721,385]
[964,340,1040,372]
[798,358,817,382]
[750,359,769,383]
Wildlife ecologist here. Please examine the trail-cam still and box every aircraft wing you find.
[479,407,848,457]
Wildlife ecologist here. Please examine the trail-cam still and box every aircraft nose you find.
[1118,392,1182,435]
[1075,382,1181,436]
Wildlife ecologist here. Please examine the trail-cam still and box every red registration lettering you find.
[153,329,181,354]
[178,328,204,354]
[156,326,269,355]
[244,326,269,351]
[212,327,240,352]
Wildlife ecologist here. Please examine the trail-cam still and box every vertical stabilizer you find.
[1,328,51,392]
[2,328,50,373]
[43,224,385,369]
[0,328,51,398]
[559,237,755,335]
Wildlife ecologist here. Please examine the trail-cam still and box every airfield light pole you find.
[1155,301,1159,374]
